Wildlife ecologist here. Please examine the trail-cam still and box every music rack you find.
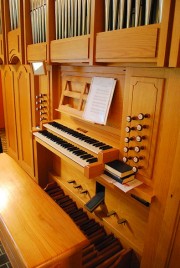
[57,75,91,119]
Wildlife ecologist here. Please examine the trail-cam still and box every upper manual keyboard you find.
[43,122,112,154]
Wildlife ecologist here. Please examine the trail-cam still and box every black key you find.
[99,145,112,150]
[87,158,98,163]
[80,154,94,159]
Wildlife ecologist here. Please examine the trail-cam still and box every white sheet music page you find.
[83,77,116,125]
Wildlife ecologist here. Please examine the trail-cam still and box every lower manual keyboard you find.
[33,130,98,167]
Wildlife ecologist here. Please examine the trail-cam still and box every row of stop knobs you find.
[123,113,150,172]
[35,93,48,122]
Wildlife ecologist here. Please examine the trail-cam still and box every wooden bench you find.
[0,153,88,267]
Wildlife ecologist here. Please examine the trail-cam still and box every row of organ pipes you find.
[28,0,164,43]
[9,0,19,30]
[3,1,165,38]
[105,0,164,30]
[30,0,47,43]
[55,0,91,39]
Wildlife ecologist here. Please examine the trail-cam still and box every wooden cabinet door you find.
[14,65,34,177]
[1,65,18,161]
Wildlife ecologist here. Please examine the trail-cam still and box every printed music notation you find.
[83,77,116,125]
[105,0,164,31]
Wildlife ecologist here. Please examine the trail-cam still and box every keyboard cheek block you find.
[84,162,104,179]
[98,148,119,163]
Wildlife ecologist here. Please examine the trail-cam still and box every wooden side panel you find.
[27,43,47,62]
[0,72,4,128]
[0,34,5,63]
[0,0,6,64]
[120,76,164,186]
[8,28,22,63]
[14,65,34,177]
[157,0,175,66]
[50,36,90,62]
[169,0,180,67]
[1,66,18,161]
[168,217,180,268]
[141,68,180,268]
[96,25,159,62]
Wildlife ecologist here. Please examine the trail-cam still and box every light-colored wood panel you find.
[8,28,22,63]
[14,65,34,177]
[3,0,24,64]
[141,68,180,268]
[1,65,18,160]
[27,43,47,62]
[157,0,174,66]
[51,35,90,62]
[89,0,105,65]
[0,0,6,64]
[168,216,180,268]
[0,72,4,128]
[0,34,5,64]
[122,76,164,184]
[96,25,159,61]
[169,0,180,67]
[0,153,88,268]
[101,187,149,256]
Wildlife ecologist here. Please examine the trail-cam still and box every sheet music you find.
[83,77,116,125]
[101,174,143,193]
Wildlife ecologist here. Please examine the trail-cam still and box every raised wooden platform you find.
[0,153,88,268]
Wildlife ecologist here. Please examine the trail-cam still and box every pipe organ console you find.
[32,67,161,267]
[0,1,180,268]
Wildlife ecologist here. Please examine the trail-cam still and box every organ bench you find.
[0,153,88,268]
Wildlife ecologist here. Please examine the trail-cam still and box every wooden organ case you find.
[0,0,180,268]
